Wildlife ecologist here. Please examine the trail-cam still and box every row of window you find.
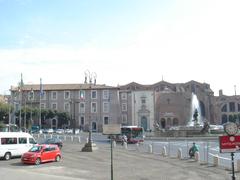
[27,90,110,101]
[74,114,128,126]
[38,102,128,113]
[221,103,240,112]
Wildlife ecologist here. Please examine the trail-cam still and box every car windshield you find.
[29,146,43,152]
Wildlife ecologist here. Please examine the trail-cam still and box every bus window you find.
[121,126,144,143]
[19,137,27,144]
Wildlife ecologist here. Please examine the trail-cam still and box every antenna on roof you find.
[162,75,164,81]
[234,85,237,96]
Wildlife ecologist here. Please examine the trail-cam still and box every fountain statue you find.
[193,109,200,127]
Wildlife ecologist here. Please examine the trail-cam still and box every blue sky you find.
[0,0,168,48]
[0,0,240,96]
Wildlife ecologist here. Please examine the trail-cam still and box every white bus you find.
[0,132,37,160]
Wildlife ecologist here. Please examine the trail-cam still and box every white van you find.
[0,132,37,160]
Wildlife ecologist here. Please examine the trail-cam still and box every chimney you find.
[219,89,223,96]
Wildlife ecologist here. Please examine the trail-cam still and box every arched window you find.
[173,118,178,126]
[221,104,227,112]
[221,114,228,124]
[161,118,166,129]
[229,102,235,112]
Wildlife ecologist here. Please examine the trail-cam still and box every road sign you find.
[219,135,240,153]
[102,124,121,135]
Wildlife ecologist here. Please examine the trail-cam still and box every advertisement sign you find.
[219,135,240,153]
[102,124,121,135]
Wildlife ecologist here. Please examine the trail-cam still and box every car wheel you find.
[35,158,41,165]
[4,152,11,161]
[55,155,61,162]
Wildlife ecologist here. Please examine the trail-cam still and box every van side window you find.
[29,138,36,144]
[19,137,27,144]
[1,138,6,144]
[1,138,17,145]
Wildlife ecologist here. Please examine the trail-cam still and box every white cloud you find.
[1,0,240,95]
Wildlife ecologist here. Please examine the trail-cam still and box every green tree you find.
[56,112,70,128]
[0,103,11,124]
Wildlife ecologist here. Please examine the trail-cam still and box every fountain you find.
[154,93,208,137]
[187,93,203,127]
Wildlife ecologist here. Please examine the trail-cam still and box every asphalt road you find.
[0,137,234,180]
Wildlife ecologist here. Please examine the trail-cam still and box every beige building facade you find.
[9,80,239,132]
[10,83,121,132]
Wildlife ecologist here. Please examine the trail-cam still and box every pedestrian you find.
[121,134,127,145]
[189,142,199,158]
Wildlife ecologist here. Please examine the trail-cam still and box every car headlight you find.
[30,154,36,158]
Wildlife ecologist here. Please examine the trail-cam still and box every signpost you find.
[103,124,121,180]
[219,122,239,180]
[219,135,240,153]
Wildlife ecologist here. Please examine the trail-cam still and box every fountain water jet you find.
[187,93,203,127]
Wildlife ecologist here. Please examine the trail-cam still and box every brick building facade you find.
[9,80,239,132]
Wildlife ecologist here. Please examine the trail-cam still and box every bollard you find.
[148,144,153,154]
[194,151,200,162]
[213,155,219,166]
[71,136,73,142]
[162,146,167,157]
[44,134,46,139]
[123,142,128,149]
[136,143,140,151]
[177,148,182,159]
[78,136,81,143]
[113,140,116,148]
[237,159,240,171]
[50,134,53,138]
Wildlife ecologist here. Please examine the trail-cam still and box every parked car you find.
[42,128,54,134]
[41,138,63,149]
[55,129,64,134]
[65,129,73,134]
[21,144,61,165]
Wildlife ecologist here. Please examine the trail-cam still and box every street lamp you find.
[82,70,98,152]
[84,70,97,132]
[69,99,79,135]
[30,88,34,128]
[17,86,22,131]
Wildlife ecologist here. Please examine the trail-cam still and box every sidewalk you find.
[64,142,232,180]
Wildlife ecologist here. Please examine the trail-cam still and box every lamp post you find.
[18,86,22,131]
[82,70,98,152]
[70,99,79,135]
[30,88,34,128]
[84,70,97,132]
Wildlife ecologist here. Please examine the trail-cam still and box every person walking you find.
[121,134,127,146]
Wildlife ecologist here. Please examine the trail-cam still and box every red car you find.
[21,144,61,165]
